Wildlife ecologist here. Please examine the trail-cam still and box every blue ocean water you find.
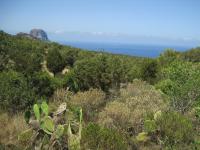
[62,41,191,58]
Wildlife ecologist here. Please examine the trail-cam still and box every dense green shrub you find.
[155,79,177,95]
[0,44,12,71]
[156,112,194,147]
[63,70,79,92]
[73,54,138,92]
[141,59,158,84]
[156,61,200,112]
[81,123,128,150]
[47,49,65,74]
[158,49,180,67]
[107,56,129,88]
[60,47,79,67]
[0,70,35,112]
[29,71,59,98]
[12,50,43,74]
[0,31,45,75]
[181,47,200,62]
[73,54,111,92]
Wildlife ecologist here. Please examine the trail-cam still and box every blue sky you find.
[0,0,200,46]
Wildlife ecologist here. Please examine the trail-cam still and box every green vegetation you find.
[0,31,200,149]
[82,123,128,150]
[0,70,35,113]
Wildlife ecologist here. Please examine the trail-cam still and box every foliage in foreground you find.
[81,123,128,150]
[18,102,83,150]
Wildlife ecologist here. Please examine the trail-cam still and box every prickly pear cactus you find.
[33,104,40,121]
[20,102,82,149]
[41,101,49,116]
[154,110,162,120]
[41,116,55,134]
[67,108,82,150]
[55,125,64,139]
[144,120,156,133]
[136,132,149,142]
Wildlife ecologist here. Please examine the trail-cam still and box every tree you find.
[29,71,57,98]
[73,54,111,92]
[107,56,129,88]
[61,47,79,67]
[141,59,158,84]
[47,49,65,74]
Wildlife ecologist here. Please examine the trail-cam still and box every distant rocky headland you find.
[16,29,48,41]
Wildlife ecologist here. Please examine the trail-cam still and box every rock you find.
[30,29,48,41]
[16,29,49,41]
[62,67,69,74]
[54,103,67,116]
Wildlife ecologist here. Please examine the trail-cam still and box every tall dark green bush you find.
[61,47,79,67]
[29,71,57,98]
[141,59,158,84]
[73,54,111,92]
[0,70,35,112]
[47,49,65,74]
[63,70,79,92]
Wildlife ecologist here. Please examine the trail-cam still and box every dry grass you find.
[49,88,72,112]
[70,88,105,108]
[0,113,28,146]
[98,101,131,131]
[50,88,70,103]
[70,89,106,121]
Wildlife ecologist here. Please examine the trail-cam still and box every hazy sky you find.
[0,0,200,46]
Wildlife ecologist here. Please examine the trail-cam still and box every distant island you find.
[16,29,48,41]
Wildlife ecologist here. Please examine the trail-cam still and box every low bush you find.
[156,111,194,147]
[81,123,128,150]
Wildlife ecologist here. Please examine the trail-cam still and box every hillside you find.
[0,30,200,149]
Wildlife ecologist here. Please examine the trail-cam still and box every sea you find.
[62,41,192,58]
